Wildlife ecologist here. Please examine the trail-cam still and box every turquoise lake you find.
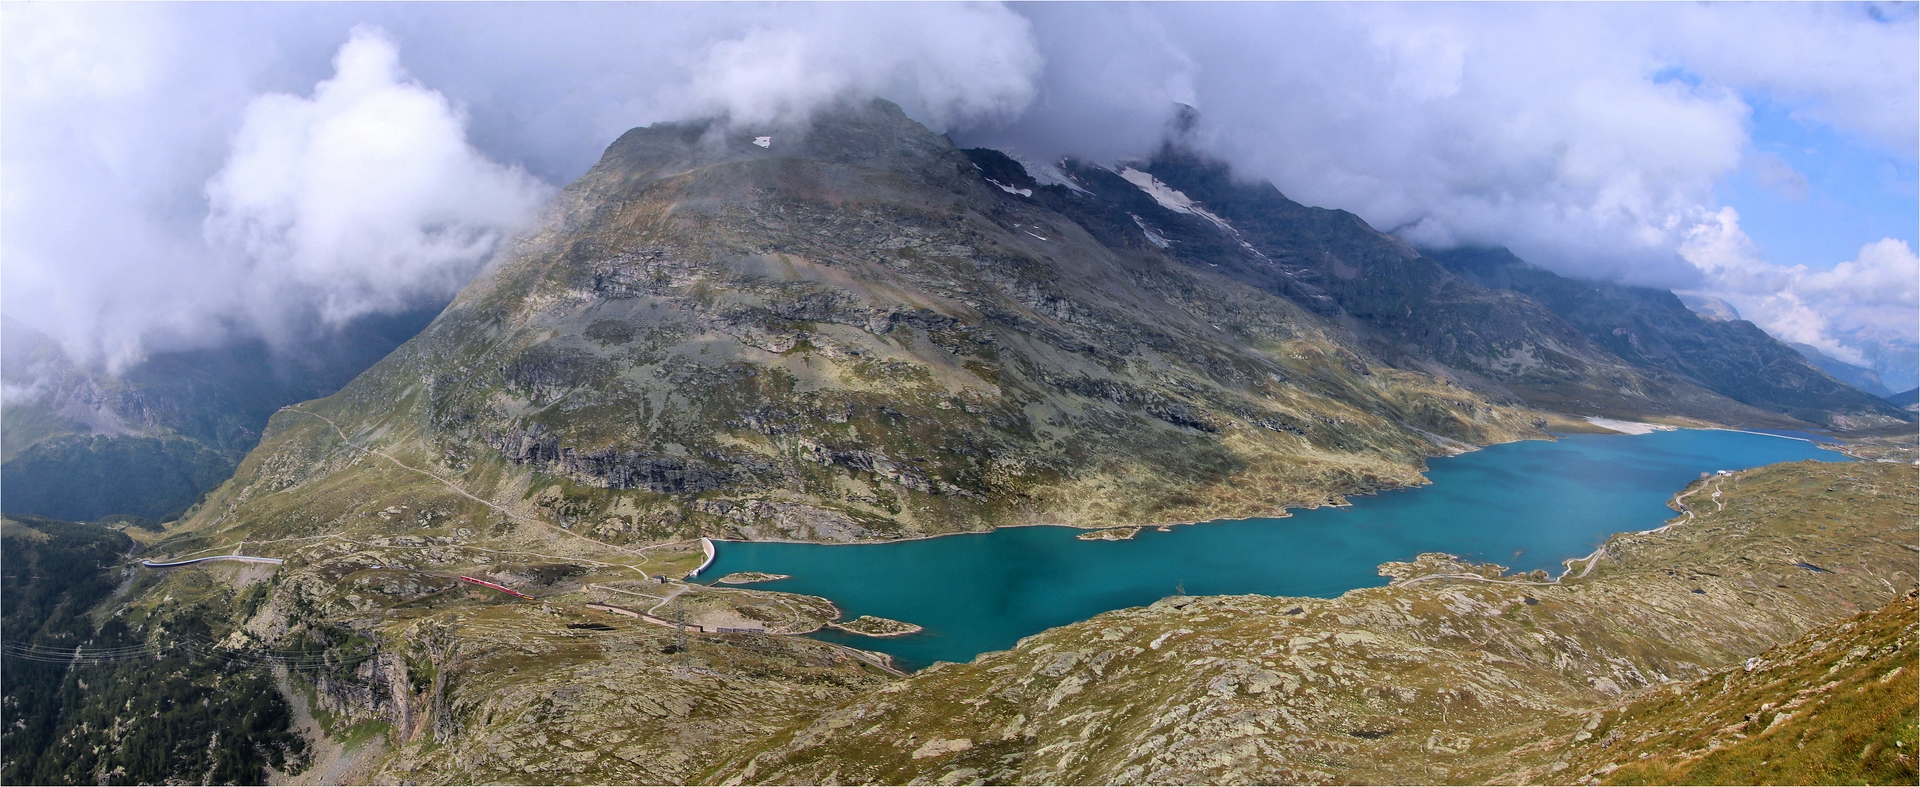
[704,429,1844,669]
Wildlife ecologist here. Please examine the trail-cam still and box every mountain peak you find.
[594,98,964,189]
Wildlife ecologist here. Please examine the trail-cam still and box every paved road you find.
[141,555,285,568]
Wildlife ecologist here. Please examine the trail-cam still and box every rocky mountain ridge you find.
[1428,246,1910,428]
[175,99,1550,554]
[1012,139,1906,430]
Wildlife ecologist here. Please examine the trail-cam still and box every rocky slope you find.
[174,99,1546,558]
[708,461,1916,785]
[1429,246,1911,429]
[1006,143,1817,430]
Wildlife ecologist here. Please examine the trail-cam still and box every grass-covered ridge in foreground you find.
[706,460,1916,785]
[1572,587,1915,785]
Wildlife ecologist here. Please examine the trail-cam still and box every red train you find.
[458,575,533,599]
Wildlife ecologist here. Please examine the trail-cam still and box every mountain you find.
[1787,342,1894,397]
[1888,387,1919,410]
[175,99,1550,554]
[994,144,1879,431]
[1677,293,1743,323]
[1850,337,1919,397]
[0,308,441,521]
[1426,246,1912,429]
[23,100,1916,786]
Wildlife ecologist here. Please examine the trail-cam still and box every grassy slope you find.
[1576,589,1916,785]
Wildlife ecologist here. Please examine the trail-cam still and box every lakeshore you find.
[705,429,1846,669]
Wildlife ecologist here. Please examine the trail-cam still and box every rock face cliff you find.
[183,99,1547,550]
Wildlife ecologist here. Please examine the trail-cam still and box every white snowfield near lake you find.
[1584,416,1678,435]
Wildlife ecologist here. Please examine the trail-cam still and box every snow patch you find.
[986,178,1032,197]
[1009,152,1088,193]
[752,135,772,148]
[1582,417,1677,435]
[1119,167,1234,232]
[1131,215,1171,248]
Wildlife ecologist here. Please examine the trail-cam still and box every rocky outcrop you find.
[490,424,738,494]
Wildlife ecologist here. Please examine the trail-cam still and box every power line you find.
[2,635,377,670]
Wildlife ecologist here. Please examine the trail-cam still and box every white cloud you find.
[1751,152,1810,201]
[683,4,1039,130]
[1,2,1910,379]
[203,27,550,342]
[1681,207,1918,369]
[1,3,261,368]
[1,5,1042,369]
[963,3,1912,291]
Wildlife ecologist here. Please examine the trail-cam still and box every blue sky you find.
[1721,98,1919,273]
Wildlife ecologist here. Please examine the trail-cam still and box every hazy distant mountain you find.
[1426,246,1910,429]
[1836,334,1920,397]
[1786,342,1894,397]
[0,308,441,521]
[1678,293,1742,323]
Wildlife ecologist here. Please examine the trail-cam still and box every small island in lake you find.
[1076,526,1141,541]
[828,615,924,637]
[714,572,791,585]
